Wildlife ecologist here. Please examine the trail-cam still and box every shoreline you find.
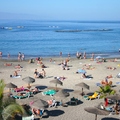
[0,52,120,61]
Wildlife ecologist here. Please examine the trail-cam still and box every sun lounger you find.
[12,92,31,99]
[88,92,100,100]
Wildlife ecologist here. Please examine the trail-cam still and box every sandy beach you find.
[1,56,120,120]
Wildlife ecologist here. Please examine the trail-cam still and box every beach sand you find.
[1,57,120,120]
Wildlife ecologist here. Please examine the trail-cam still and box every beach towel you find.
[83,78,92,80]
[96,83,101,86]
[12,75,21,78]
[116,82,120,84]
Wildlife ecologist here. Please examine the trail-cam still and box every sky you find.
[0,0,120,21]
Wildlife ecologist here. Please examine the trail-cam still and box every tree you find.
[99,84,116,98]
[0,79,25,120]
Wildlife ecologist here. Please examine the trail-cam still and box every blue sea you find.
[0,20,120,59]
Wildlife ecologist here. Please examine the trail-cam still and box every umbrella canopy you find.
[107,94,120,101]
[77,69,86,74]
[22,76,35,84]
[6,82,17,88]
[84,107,110,120]
[30,99,48,109]
[50,79,63,90]
[96,56,102,59]
[75,82,90,96]
[22,76,35,88]
[55,89,70,98]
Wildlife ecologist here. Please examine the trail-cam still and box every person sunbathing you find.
[54,76,66,81]
[34,69,43,78]
[32,108,44,117]
[47,99,57,107]
[106,66,116,70]
[41,64,47,68]
[106,75,113,79]
[31,87,39,94]
[110,58,118,62]
[15,64,22,69]
[81,73,87,78]
[82,64,94,70]
[4,63,12,66]
[40,69,46,77]
[14,71,18,76]
[37,60,43,64]
[101,79,112,86]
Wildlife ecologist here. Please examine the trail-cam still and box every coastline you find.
[0,51,120,61]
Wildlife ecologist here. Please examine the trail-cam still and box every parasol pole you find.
[95,114,97,120]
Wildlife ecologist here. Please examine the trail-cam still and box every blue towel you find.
[12,75,21,78]
[96,83,101,86]
[116,82,120,84]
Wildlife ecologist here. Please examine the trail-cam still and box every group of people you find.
[76,52,95,60]
[36,57,47,68]
[60,59,70,70]
[34,69,46,78]
[101,98,120,114]
[18,52,25,61]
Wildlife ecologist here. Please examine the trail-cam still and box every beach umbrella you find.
[5,82,17,93]
[84,107,110,120]
[55,89,70,98]
[75,82,90,96]
[96,56,102,59]
[55,89,70,105]
[50,79,63,91]
[22,76,35,89]
[77,69,86,74]
[101,117,119,120]
[106,94,120,101]
[6,82,17,88]
[30,99,48,109]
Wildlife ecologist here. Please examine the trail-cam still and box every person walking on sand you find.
[7,52,10,58]
[83,52,86,59]
[0,51,2,58]
[22,53,25,61]
[60,51,62,57]
[91,53,94,61]
[18,52,22,61]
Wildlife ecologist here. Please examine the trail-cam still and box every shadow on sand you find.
[101,117,119,120]
[63,88,74,92]
[35,85,48,90]
[47,109,65,117]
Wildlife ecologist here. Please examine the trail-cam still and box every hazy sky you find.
[0,0,120,20]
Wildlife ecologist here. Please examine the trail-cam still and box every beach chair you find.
[88,92,100,100]
[47,99,57,107]
[69,97,79,105]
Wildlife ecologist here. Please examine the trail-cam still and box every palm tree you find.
[0,79,25,120]
[99,84,116,98]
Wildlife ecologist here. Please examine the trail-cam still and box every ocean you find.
[0,20,120,59]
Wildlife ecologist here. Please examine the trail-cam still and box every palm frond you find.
[2,103,25,120]
[0,79,5,99]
